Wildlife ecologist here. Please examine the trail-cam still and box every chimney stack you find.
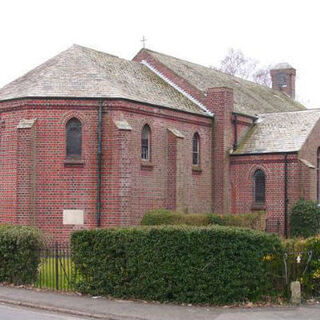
[270,63,296,99]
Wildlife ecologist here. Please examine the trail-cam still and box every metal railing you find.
[35,242,76,291]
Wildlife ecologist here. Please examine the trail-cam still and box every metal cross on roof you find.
[141,36,147,48]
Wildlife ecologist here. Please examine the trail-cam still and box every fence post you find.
[55,242,59,291]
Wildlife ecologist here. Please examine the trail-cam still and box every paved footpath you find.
[0,285,320,320]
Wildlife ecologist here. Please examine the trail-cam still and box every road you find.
[2,300,320,320]
[0,303,92,320]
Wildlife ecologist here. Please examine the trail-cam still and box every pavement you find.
[1,285,320,320]
[0,303,89,320]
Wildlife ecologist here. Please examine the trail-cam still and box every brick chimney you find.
[270,63,296,99]
[205,87,233,214]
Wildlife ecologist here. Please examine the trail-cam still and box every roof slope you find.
[143,49,305,116]
[0,45,208,116]
[232,109,320,155]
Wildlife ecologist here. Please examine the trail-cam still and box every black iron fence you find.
[35,243,76,291]
[34,242,314,298]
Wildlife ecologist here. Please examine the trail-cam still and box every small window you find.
[192,133,200,165]
[254,169,265,203]
[66,118,82,158]
[141,124,150,160]
[276,72,287,88]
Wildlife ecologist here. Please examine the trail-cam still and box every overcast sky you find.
[0,0,319,107]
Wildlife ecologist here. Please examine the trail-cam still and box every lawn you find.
[35,255,76,291]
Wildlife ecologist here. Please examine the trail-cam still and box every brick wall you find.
[232,113,254,149]
[206,87,234,213]
[298,118,320,201]
[0,98,213,241]
[109,100,213,223]
[270,68,296,99]
[230,152,300,235]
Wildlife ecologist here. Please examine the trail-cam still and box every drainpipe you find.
[96,99,103,227]
[284,153,289,238]
[233,114,238,150]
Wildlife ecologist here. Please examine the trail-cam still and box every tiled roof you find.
[143,49,305,116]
[232,109,320,155]
[0,45,208,116]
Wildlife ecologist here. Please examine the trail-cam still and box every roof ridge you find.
[143,49,265,87]
[140,59,213,116]
[0,46,75,94]
[143,48,304,104]
[72,44,120,59]
[258,108,320,116]
[70,45,127,95]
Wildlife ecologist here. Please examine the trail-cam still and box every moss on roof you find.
[0,45,208,116]
[143,49,305,116]
[232,109,320,154]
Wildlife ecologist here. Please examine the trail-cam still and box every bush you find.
[209,212,265,229]
[281,237,320,297]
[71,225,282,304]
[299,236,320,296]
[140,209,210,226]
[141,209,265,231]
[0,225,43,284]
[290,199,320,238]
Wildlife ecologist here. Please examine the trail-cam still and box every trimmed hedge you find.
[71,225,281,304]
[290,199,320,238]
[140,209,210,226]
[0,225,43,284]
[141,209,265,231]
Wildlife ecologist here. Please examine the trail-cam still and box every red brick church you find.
[0,45,319,241]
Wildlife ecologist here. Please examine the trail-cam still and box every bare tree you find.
[218,49,271,87]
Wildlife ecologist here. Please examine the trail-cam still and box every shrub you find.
[0,225,43,284]
[140,209,210,226]
[290,199,320,238]
[280,237,320,297]
[71,225,282,304]
[141,209,265,231]
[209,212,265,230]
[300,236,320,296]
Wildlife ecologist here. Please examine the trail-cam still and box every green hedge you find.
[0,225,43,284]
[141,209,265,230]
[71,225,281,304]
[290,199,320,238]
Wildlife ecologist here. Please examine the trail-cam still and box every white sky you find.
[0,0,319,107]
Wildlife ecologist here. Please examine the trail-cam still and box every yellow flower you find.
[312,269,320,279]
[263,254,274,261]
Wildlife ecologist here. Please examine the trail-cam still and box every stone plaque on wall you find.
[63,209,84,225]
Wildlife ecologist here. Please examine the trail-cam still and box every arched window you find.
[192,133,200,166]
[66,118,82,158]
[141,124,151,160]
[254,169,265,203]
[317,148,320,202]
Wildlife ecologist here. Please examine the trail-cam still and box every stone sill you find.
[141,161,154,171]
[64,159,85,167]
[251,202,266,211]
[192,166,202,174]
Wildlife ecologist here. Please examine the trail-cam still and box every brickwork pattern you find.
[0,98,212,241]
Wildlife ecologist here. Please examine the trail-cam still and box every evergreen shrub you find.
[71,225,281,304]
[141,209,265,230]
[290,199,320,238]
[0,225,43,284]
